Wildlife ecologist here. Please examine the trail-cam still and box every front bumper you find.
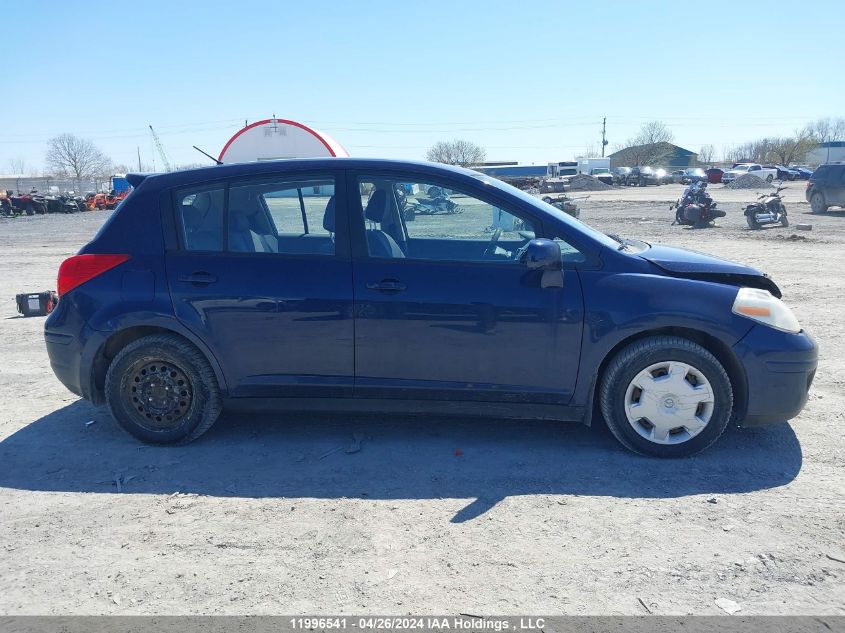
[732,325,818,426]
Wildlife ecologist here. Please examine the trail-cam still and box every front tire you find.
[105,334,222,444]
[599,336,733,457]
[766,174,774,183]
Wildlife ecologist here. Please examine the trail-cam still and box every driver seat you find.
[364,190,404,258]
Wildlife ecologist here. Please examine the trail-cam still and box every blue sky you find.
[2,0,842,171]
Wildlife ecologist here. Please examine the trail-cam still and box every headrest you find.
[192,191,211,213]
[322,196,336,232]
[364,189,387,222]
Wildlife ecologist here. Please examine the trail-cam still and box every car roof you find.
[127,158,482,191]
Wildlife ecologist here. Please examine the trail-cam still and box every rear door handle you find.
[366,279,407,293]
[178,272,217,285]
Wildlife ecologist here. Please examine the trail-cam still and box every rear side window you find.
[813,165,830,180]
[176,186,225,251]
[229,177,335,254]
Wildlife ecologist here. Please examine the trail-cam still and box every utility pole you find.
[601,117,608,158]
[137,146,142,172]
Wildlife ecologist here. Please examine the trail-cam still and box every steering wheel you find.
[483,228,502,258]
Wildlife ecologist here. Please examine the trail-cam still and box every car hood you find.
[640,244,781,297]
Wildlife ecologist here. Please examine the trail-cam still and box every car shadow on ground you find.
[0,400,802,522]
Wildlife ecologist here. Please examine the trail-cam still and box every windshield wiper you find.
[606,233,630,251]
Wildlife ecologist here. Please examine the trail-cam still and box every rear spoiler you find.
[125,173,149,188]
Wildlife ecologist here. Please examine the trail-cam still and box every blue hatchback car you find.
[45,159,817,457]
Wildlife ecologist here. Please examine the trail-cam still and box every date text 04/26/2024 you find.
[289,617,546,631]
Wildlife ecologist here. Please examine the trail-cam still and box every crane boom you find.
[148,125,172,173]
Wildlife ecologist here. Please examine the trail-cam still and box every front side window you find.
[357,176,583,264]
[176,186,225,252]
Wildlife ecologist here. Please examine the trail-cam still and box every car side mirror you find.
[525,238,562,271]
[525,239,564,288]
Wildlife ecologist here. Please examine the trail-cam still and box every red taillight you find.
[57,254,130,296]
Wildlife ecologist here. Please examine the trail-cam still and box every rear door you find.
[165,170,354,398]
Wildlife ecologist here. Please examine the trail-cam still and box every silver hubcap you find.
[624,361,715,445]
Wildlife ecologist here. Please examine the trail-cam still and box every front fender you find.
[572,271,755,409]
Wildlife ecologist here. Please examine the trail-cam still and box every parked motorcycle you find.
[744,186,788,230]
[671,181,725,228]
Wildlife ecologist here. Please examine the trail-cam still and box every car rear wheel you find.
[599,336,733,457]
[810,193,827,214]
[105,333,222,444]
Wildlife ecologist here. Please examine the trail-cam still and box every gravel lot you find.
[0,183,843,615]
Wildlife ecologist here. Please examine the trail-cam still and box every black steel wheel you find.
[105,334,221,444]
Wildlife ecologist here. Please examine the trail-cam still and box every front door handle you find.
[178,272,217,285]
[366,279,407,293]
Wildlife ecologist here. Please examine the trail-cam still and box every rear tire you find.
[105,334,222,444]
[746,212,761,230]
[599,336,733,458]
[810,193,827,214]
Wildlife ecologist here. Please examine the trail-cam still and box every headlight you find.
[732,287,801,333]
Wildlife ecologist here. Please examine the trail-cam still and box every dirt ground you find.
[0,183,843,615]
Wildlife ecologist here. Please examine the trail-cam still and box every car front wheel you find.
[105,333,222,444]
[599,336,733,457]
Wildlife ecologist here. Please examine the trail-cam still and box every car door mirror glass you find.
[525,238,562,271]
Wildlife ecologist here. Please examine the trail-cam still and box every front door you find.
[165,171,354,398]
[348,173,584,404]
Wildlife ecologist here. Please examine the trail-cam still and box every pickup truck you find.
[721,163,778,184]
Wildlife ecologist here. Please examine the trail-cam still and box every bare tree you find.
[575,143,602,160]
[46,134,112,190]
[7,158,26,175]
[698,144,715,165]
[635,121,674,146]
[614,121,676,166]
[768,131,816,166]
[426,140,486,167]
[809,117,845,144]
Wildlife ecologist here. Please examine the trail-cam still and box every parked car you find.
[721,163,778,184]
[764,165,798,181]
[705,168,725,184]
[44,158,817,458]
[668,169,686,184]
[626,166,661,186]
[790,166,813,180]
[612,166,632,185]
[806,162,845,213]
[681,168,707,184]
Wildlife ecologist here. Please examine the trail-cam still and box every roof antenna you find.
[193,145,223,165]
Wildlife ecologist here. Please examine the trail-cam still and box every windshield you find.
[733,165,750,171]
[471,173,621,250]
